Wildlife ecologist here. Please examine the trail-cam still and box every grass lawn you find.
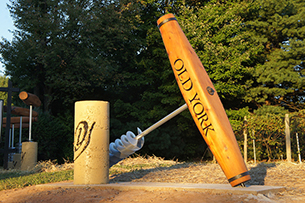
[0,155,179,191]
[0,169,73,191]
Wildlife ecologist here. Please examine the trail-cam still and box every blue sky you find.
[0,0,15,75]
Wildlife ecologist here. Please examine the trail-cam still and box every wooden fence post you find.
[252,129,256,165]
[296,133,302,164]
[243,116,247,162]
[285,114,291,162]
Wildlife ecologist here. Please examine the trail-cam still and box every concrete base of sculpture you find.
[37,181,285,195]
[74,100,109,185]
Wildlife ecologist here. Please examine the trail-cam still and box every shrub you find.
[32,112,73,163]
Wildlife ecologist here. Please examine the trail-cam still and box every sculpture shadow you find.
[110,161,278,185]
[247,162,276,185]
[110,162,200,183]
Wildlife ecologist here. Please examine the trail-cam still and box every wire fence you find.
[234,111,305,163]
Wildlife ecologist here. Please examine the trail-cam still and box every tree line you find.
[0,0,304,162]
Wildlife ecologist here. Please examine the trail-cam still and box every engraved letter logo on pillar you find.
[74,121,96,161]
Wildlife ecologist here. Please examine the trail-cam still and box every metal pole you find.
[9,129,11,149]
[19,117,22,145]
[19,116,22,153]
[8,129,12,162]
[12,124,14,148]
[0,100,3,142]
[135,104,188,140]
[29,105,32,141]
[11,124,15,162]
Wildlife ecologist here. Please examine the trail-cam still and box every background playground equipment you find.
[5,115,39,169]
[2,110,39,153]
[18,91,41,171]
[3,116,38,124]
[157,13,250,187]
[0,80,19,169]
[19,91,41,142]
[4,106,39,117]
[0,88,41,170]
[74,101,109,185]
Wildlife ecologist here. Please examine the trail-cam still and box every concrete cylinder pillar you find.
[74,100,109,185]
[13,153,22,169]
[21,141,38,171]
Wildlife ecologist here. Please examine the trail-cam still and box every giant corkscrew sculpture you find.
[108,13,250,187]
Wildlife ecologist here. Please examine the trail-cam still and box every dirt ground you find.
[0,160,305,203]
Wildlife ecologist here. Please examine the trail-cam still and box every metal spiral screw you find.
[109,104,188,167]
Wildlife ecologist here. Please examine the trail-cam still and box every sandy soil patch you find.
[0,157,304,203]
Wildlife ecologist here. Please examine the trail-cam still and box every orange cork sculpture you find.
[157,13,250,187]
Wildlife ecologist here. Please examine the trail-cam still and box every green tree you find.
[245,0,305,111]
[1,0,144,115]
[176,0,264,109]
[4,0,305,162]
[0,0,146,161]
[0,76,9,105]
